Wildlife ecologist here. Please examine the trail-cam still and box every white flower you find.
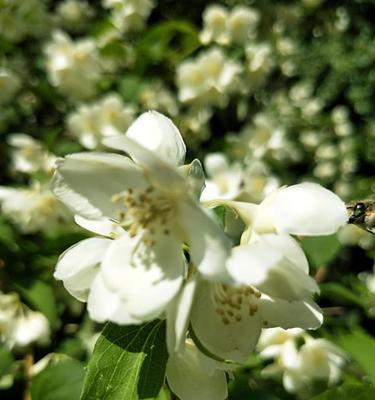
[7,133,56,175]
[0,292,50,349]
[44,31,101,100]
[0,0,51,42]
[169,183,346,362]
[227,6,260,44]
[177,48,241,106]
[201,153,242,202]
[258,328,346,393]
[200,5,259,46]
[52,111,231,324]
[56,0,94,32]
[200,5,229,46]
[0,182,70,234]
[242,113,294,161]
[67,94,135,149]
[166,339,228,400]
[182,235,322,363]
[139,82,178,116]
[0,68,21,105]
[243,159,280,202]
[245,43,273,86]
[103,0,155,33]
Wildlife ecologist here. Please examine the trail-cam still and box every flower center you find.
[112,186,176,243]
[212,283,261,325]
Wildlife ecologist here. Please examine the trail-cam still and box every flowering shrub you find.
[0,1,374,400]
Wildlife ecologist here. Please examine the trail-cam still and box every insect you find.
[346,200,375,234]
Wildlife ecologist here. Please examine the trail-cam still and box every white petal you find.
[259,294,323,330]
[103,135,188,191]
[166,276,197,354]
[190,281,262,363]
[87,273,142,324]
[52,152,147,220]
[226,242,282,286]
[258,233,309,273]
[282,371,301,393]
[100,232,184,321]
[166,342,228,400]
[204,153,229,178]
[178,199,232,281]
[280,340,300,370]
[103,111,186,167]
[54,238,111,301]
[228,235,318,301]
[126,111,186,166]
[269,183,348,236]
[74,215,124,237]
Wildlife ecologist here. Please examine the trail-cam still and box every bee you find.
[346,200,375,234]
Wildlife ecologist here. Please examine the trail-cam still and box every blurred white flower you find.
[200,5,229,46]
[201,153,243,202]
[0,68,21,105]
[103,0,155,33]
[243,160,280,202]
[359,264,375,294]
[177,48,241,106]
[242,113,297,162]
[258,328,346,393]
[245,43,273,86]
[228,6,260,44]
[200,5,259,46]
[7,133,56,175]
[0,292,50,349]
[67,94,135,149]
[139,83,178,117]
[0,182,70,234]
[338,224,375,250]
[56,0,94,32]
[53,111,231,324]
[44,31,101,100]
[0,0,51,42]
[166,339,228,400]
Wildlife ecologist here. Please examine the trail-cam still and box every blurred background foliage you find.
[0,0,374,399]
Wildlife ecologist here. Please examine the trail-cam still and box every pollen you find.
[111,186,176,245]
[212,283,260,325]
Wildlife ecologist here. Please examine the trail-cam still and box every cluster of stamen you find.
[112,186,175,245]
[213,284,261,325]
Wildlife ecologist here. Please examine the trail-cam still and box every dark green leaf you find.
[30,359,85,400]
[320,282,366,308]
[311,383,375,400]
[81,319,168,400]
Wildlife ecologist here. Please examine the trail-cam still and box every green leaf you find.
[301,234,342,267]
[81,319,168,400]
[14,279,59,328]
[30,359,85,400]
[336,329,375,384]
[136,20,200,67]
[0,345,14,377]
[311,383,375,400]
[213,206,226,229]
[320,282,366,308]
